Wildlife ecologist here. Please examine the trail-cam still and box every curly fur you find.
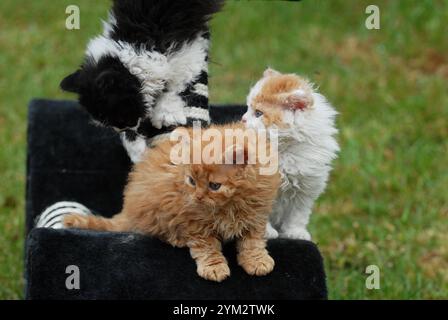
[64,123,281,282]
[243,68,340,240]
[60,0,224,163]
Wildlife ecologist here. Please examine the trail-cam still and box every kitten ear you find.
[283,89,314,110]
[60,70,82,93]
[263,67,281,78]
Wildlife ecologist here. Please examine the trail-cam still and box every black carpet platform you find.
[25,99,327,300]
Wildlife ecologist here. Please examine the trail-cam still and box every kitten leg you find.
[281,226,311,241]
[264,221,279,239]
[279,176,329,240]
[237,233,275,276]
[63,213,130,232]
[120,133,147,163]
[279,205,312,241]
[189,237,230,282]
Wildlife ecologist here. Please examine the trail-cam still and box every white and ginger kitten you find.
[242,68,339,240]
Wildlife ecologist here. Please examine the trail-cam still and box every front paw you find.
[154,113,185,128]
[197,262,230,282]
[280,228,311,241]
[238,251,275,276]
[63,214,89,229]
[123,136,147,163]
[265,224,279,239]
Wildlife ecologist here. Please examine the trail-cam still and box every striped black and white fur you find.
[60,0,224,162]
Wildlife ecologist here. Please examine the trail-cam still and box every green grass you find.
[0,0,447,299]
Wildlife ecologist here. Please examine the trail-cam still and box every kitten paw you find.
[280,228,312,241]
[197,262,230,282]
[123,136,147,163]
[150,108,186,129]
[265,224,279,239]
[63,214,89,229]
[238,252,275,276]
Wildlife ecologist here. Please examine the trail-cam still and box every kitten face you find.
[243,68,314,129]
[179,128,253,208]
[168,122,278,213]
[184,164,242,208]
[60,56,146,129]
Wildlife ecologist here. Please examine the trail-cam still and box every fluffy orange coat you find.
[64,123,280,282]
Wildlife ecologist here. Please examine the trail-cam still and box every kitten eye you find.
[255,110,264,118]
[209,182,221,191]
[188,176,196,186]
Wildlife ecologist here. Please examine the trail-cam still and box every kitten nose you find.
[196,193,204,200]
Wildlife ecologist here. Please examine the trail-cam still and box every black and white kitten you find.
[61,0,224,162]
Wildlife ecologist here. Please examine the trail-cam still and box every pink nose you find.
[196,194,204,200]
[242,118,247,123]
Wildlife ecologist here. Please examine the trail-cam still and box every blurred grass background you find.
[0,0,447,299]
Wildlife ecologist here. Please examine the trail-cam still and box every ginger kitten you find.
[64,123,280,282]
[243,68,339,240]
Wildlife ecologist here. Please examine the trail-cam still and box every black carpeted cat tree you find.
[24,99,327,299]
